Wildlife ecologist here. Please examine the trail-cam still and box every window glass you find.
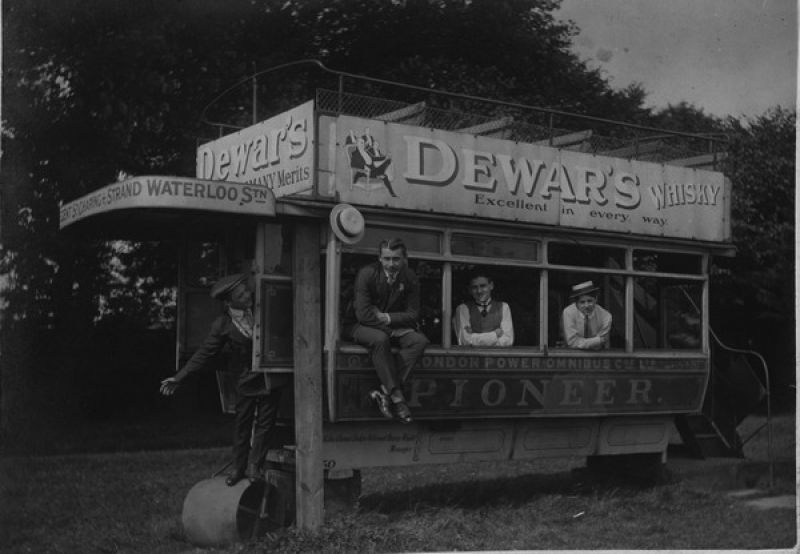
[548,271,625,349]
[633,250,703,274]
[223,223,257,274]
[412,260,443,343]
[261,223,293,275]
[548,242,625,269]
[634,278,702,350]
[259,280,294,365]
[452,264,539,347]
[339,253,443,345]
[451,234,540,262]
[360,226,442,254]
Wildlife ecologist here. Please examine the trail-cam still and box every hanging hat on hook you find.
[330,203,366,245]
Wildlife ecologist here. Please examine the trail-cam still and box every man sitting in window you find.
[342,238,429,423]
[562,280,612,350]
[454,271,514,347]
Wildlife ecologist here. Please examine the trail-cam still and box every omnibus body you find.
[60,90,746,540]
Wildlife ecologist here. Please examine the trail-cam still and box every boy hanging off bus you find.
[342,238,429,423]
[159,273,286,486]
[454,271,514,347]
[562,280,612,350]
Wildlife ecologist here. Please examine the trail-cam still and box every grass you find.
[0,414,795,553]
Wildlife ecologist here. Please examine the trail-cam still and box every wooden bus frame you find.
[60,91,738,534]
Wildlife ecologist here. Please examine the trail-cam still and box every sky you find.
[555,0,797,119]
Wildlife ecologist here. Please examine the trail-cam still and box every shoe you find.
[393,401,413,424]
[225,470,246,486]
[369,389,393,419]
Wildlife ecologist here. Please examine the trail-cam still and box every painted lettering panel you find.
[196,101,314,198]
[317,114,728,242]
[333,353,707,420]
[59,175,276,229]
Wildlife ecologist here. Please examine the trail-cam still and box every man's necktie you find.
[480,303,489,317]
[387,274,395,286]
[584,314,591,337]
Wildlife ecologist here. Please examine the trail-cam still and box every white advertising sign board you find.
[59,175,275,229]
[196,100,315,198]
[319,114,729,242]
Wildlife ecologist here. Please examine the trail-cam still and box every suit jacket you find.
[175,313,287,395]
[343,261,421,336]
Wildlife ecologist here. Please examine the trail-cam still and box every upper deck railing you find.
[198,59,728,171]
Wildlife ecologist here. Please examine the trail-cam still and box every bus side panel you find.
[319,416,672,470]
[332,352,708,421]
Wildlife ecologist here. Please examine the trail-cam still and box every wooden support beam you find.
[375,101,426,123]
[293,221,323,531]
[667,152,727,169]
[534,129,593,148]
[458,116,514,136]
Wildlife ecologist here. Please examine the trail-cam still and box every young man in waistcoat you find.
[342,238,429,423]
[454,271,514,347]
[159,273,286,486]
[562,280,612,350]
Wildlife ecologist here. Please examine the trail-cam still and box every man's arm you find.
[595,307,613,348]
[496,303,514,347]
[454,303,503,347]
[386,271,421,328]
[353,266,384,327]
[563,308,604,350]
[161,317,228,395]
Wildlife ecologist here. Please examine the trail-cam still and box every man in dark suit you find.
[160,273,286,486]
[343,238,428,423]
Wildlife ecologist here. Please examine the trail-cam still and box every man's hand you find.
[159,377,180,396]
[377,312,391,325]
[495,328,504,338]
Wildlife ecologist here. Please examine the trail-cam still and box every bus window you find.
[360,226,442,254]
[633,250,703,274]
[634,278,702,350]
[339,253,443,346]
[185,241,219,286]
[259,280,294,365]
[451,264,539,347]
[548,242,625,269]
[412,260,442,344]
[548,270,625,349]
[451,234,540,262]
[261,223,293,275]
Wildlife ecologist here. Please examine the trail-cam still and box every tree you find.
[714,108,796,408]
[0,0,723,442]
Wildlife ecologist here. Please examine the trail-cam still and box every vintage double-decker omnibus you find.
[60,70,767,545]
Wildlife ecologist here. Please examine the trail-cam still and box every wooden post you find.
[293,220,324,530]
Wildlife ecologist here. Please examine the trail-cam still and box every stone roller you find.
[181,474,293,547]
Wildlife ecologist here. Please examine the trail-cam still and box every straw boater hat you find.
[210,273,247,300]
[569,280,600,299]
[330,203,365,245]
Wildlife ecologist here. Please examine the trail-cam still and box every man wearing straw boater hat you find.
[562,280,613,350]
[159,272,286,486]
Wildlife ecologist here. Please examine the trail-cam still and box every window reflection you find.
[634,278,702,350]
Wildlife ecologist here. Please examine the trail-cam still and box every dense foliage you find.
[1,0,794,440]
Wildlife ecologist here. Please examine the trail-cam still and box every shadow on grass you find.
[360,464,671,515]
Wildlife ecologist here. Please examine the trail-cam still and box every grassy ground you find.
[0,414,795,553]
